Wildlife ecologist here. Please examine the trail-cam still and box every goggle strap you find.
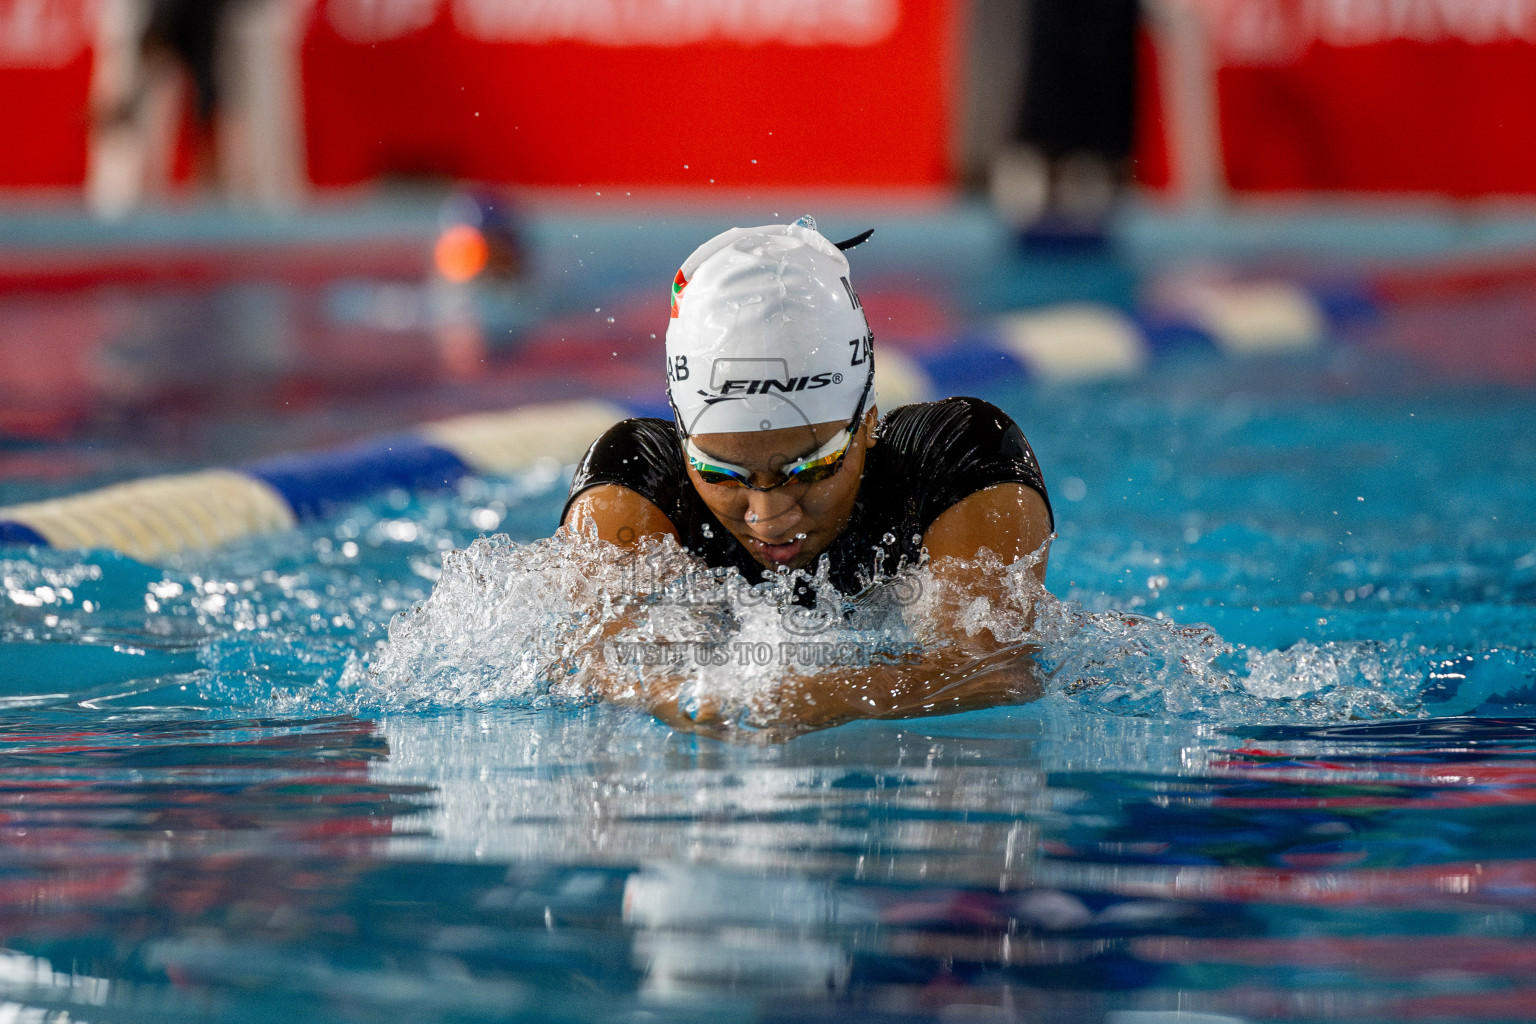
[833,228,875,251]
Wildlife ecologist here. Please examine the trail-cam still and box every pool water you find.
[4,349,1536,1022]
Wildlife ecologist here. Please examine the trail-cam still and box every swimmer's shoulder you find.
[874,395,1052,528]
[877,395,1029,453]
[584,416,679,459]
[565,417,683,515]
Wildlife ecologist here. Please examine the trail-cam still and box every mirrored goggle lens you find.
[694,465,753,487]
[685,429,851,490]
[778,435,851,486]
[685,452,754,487]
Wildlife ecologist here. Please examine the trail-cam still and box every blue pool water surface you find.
[4,349,1536,1022]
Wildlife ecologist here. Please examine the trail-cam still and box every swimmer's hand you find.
[579,546,1051,740]
[574,623,1043,741]
[621,641,1040,741]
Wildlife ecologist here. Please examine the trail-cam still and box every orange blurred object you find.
[434,225,488,283]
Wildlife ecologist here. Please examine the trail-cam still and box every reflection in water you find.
[365,709,1536,1022]
[0,707,1534,1020]
[376,709,1051,883]
[8,321,1536,1021]
[0,713,438,1021]
[625,868,857,999]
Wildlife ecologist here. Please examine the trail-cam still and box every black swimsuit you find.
[563,396,1052,595]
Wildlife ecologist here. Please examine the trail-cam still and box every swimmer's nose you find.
[742,491,802,537]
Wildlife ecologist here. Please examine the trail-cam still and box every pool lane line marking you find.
[0,400,626,561]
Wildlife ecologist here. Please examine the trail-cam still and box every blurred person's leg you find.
[218,0,307,207]
[1140,0,1224,207]
[991,0,1139,237]
[87,0,154,217]
[134,42,192,197]
[959,0,1029,189]
[143,0,229,189]
[86,0,215,212]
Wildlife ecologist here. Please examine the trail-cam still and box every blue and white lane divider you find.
[0,279,1329,563]
[912,279,1331,391]
[0,401,627,562]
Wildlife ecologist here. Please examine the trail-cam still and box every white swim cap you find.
[665,217,874,435]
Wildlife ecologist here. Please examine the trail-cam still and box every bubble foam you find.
[340,529,1434,733]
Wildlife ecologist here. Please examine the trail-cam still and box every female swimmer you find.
[563,218,1053,733]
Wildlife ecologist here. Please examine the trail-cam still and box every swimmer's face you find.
[684,408,878,572]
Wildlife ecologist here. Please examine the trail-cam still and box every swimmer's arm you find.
[562,484,679,547]
[648,484,1054,737]
[922,482,1052,583]
[562,485,717,704]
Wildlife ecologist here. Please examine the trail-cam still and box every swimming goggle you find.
[682,384,871,492]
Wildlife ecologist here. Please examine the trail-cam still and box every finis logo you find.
[706,372,841,401]
[693,357,842,404]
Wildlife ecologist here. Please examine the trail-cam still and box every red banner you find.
[0,0,94,188]
[1210,0,1536,195]
[299,0,960,188]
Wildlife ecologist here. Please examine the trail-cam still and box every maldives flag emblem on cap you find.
[669,269,688,318]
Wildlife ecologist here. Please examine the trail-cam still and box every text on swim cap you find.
[840,277,872,367]
[711,373,841,397]
[849,331,872,366]
[840,277,862,310]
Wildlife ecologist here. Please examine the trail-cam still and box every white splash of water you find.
[1022,564,1425,722]
[339,530,1428,732]
[343,528,925,726]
